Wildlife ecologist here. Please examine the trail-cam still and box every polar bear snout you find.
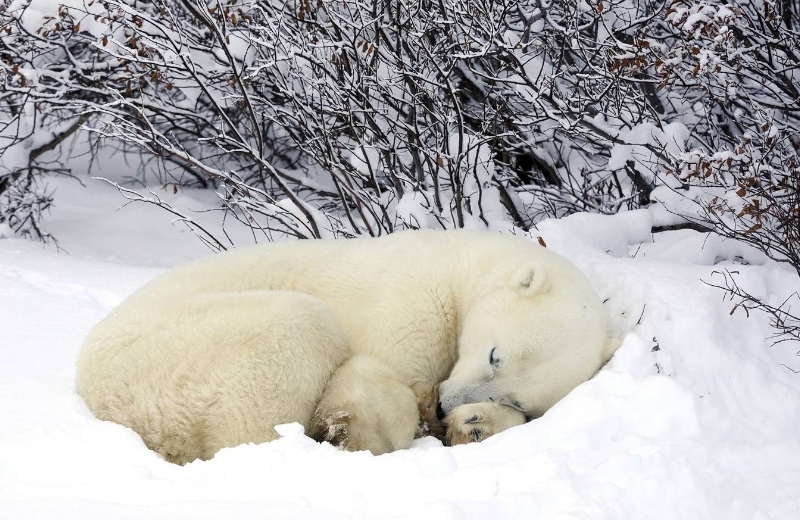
[438,381,497,416]
[436,401,446,421]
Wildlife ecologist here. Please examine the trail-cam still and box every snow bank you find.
[1,177,799,519]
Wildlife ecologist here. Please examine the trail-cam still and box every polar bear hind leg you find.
[309,355,419,455]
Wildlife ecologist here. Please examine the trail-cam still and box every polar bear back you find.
[103,230,599,386]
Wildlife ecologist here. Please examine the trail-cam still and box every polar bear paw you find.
[443,402,527,446]
[307,355,419,455]
[308,410,354,450]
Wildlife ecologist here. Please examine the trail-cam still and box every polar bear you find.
[76,229,615,463]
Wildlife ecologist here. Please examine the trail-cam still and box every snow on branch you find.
[4,0,693,240]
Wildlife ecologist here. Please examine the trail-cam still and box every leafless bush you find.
[1,0,118,240]
[2,2,798,278]
[708,269,800,353]
[648,0,800,342]
[3,0,683,242]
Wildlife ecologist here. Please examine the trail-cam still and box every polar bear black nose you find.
[436,402,445,421]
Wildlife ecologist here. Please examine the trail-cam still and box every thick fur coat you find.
[77,230,615,463]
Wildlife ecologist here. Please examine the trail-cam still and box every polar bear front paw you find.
[445,411,489,444]
[443,402,527,446]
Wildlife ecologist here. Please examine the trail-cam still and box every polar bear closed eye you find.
[76,229,615,462]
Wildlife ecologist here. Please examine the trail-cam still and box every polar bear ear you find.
[512,261,549,296]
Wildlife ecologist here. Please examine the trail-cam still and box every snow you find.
[2,177,800,519]
[607,122,689,172]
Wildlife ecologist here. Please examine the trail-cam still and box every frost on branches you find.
[0,0,689,241]
[650,0,800,342]
[654,1,800,270]
[0,0,799,265]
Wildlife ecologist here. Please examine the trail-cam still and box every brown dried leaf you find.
[744,222,762,235]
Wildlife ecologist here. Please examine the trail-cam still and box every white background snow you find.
[2,176,800,519]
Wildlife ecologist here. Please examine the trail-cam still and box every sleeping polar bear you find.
[76,229,617,463]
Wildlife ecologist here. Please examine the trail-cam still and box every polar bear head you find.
[438,260,610,421]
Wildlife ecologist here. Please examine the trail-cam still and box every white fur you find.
[76,229,614,462]
[77,291,349,464]
[309,355,419,455]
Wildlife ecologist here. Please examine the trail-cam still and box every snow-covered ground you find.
[2,177,800,519]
